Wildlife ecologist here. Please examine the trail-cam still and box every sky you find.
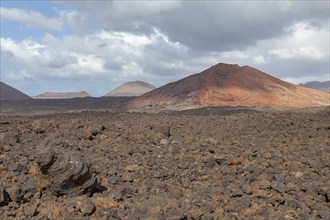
[0,0,329,97]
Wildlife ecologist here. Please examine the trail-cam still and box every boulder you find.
[35,135,106,197]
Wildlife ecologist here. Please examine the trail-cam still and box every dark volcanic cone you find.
[0,81,32,100]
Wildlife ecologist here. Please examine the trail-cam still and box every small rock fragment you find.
[318,210,330,219]
[76,196,96,216]
[6,186,24,203]
[295,171,304,178]
[125,164,139,172]
[23,202,39,217]
[271,181,287,193]
[0,187,11,206]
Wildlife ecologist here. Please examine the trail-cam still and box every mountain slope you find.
[33,91,91,99]
[0,82,32,100]
[105,81,156,97]
[299,81,330,93]
[125,63,330,111]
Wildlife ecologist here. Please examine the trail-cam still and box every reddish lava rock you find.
[0,107,329,219]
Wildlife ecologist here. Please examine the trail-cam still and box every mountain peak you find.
[0,82,32,100]
[299,80,330,93]
[33,91,92,99]
[124,63,329,111]
[105,81,156,97]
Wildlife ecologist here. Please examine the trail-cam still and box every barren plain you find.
[0,107,329,219]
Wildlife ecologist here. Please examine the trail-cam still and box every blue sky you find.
[1,1,79,40]
[1,0,329,96]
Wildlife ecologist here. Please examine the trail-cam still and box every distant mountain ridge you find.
[105,81,156,97]
[33,91,91,99]
[124,63,330,111]
[299,81,330,93]
[0,81,32,100]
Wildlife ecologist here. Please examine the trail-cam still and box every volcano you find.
[105,81,156,97]
[299,81,330,93]
[125,63,330,111]
[33,91,91,99]
[0,82,32,100]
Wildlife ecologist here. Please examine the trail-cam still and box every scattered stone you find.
[138,195,168,214]
[259,179,271,189]
[205,137,217,145]
[241,196,252,208]
[15,164,28,174]
[0,108,329,219]
[160,138,171,145]
[109,175,120,185]
[0,187,10,206]
[125,164,140,172]
[318,210,330,219]
[188,208,204,219]
[23,202,39,217]
[242,184,253,195]
[31,120,46,134]
[256,206,269,217]
[271,181,287,193]
[295,171,304,178]
[287,199,298,209]
[6,186,24,203]
[76,196,96,216]
[122,172,133,182]
[264,153,272,159]
[164,209,186,220]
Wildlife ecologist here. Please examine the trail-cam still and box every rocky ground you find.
[0,107,329,219]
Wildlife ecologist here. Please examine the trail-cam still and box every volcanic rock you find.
[0,187,10,206]
[76,196,96,216]
[125,63,329,111]
[0,107,329,219]
[35,135,105,197]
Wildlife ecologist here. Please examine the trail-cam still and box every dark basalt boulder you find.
[35,136,106,197]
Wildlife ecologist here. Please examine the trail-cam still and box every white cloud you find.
[269,48,294,59]
[0,28,188,84]
[7,70,34,81]
[59,10,87,32]
[269,46,325,60]
[283,73,330,85]
[0,7,62,30]
[254,55,267,64]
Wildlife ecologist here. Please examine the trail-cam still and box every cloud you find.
[269,47,325,60]
[110,0,182,17]
[58,10,88,33]
[1,1,329,95]
[0,29,188,84]
[1,16,328,94]
[59,1,328,52]
[254,55,267,65]
[0,7,62,30]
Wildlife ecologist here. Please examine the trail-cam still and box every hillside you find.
[105,81,156,97]
[299,81,330,93]
[124,63,330,111]
[33,91,91,99]
[0,81,32,100]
